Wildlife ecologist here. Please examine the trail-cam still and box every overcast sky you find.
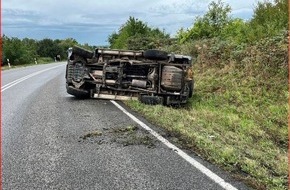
[3,0,261,45]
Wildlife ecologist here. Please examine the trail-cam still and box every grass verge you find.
[126,69,287,189]
[1,57,55,71]
[126,37,288,189]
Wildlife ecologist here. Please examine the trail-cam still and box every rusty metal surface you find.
[66,46,194,105]
[161,66,183,91]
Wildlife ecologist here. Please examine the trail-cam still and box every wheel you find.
[143,49,168,60]
[72,46,94,59]
[66,84,90,99]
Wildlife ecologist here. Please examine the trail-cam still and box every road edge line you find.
[111,100,238,190]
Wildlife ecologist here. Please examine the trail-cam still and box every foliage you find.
[37,57,54,64]
[108,16,148,49]
[3,35,37,65]
[108,16,170,50]
[2,36,88,65]
[177,0,232,43]
[126,1,288,189]
[219,18,249,43]
[177,0,288,44]
[37,38,64,59]
[128,32,288,189]
[249,0,288,39]
[58,38,79,56]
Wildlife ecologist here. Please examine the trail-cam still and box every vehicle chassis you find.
[66,46,193,105]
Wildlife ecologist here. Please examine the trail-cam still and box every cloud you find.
[3,0,256,45]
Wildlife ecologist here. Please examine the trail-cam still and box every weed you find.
[126,33,288,189]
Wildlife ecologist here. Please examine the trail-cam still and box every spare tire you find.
[72,46,94,59]
[144,49,168,60]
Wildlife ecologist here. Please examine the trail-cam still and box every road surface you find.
[2,62,249,189]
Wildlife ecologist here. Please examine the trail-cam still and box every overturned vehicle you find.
[65,46,194,105]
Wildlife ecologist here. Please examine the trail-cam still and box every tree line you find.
[108,0,287,49]
[176,0,288,44]
[2,37,96,65]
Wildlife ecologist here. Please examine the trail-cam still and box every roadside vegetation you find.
[1,36,96,68]
[126,33,288,189]
[111,0,288,189]
[108,16,172,50]
[1,57,54,70]
[2,0,287,189]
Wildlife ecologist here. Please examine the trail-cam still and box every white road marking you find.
[1,65,64,92]
[111,100,238,190]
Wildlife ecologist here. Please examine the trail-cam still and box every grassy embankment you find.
[1,57,55,70]
[126,33,288,190]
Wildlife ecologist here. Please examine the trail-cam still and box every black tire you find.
[66,84,90,99]
[144,49,168,60]
[72,46,94,59]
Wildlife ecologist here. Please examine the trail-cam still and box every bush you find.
[37,57,54,64]
[3,36,35,65]
[108,16,170,50]
[177,31,288,189]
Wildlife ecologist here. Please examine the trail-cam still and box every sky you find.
[3,0,261,46]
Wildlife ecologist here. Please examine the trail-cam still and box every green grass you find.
[2,57,55,70]
[125,62,288,189]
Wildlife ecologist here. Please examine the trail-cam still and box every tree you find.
[177,0,232,43]
[3,36,35,65]
[59,38,78,51]
[37,38,63,59]
[249,0,288,39]
[57,38,79,59]
[108,16,170,50]
[109,16,150,49]
[22,38,38,59]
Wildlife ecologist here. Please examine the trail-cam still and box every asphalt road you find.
[2,62,250,190]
